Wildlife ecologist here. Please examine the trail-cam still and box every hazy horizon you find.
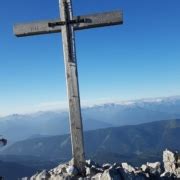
[1,94,180,117]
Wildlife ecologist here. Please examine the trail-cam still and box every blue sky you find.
[0,0,180,115]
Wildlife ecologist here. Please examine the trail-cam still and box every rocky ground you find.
[22,149,180,180]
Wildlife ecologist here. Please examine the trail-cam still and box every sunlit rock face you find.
[161,149,180,179]
[22,149,180,180]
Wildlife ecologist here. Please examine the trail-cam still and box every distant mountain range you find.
[1,96,180,142]
[0,111,111,142]
[0,119,180,179]
[2,119,180,163]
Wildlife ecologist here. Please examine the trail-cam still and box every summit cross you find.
[13,0,123,172]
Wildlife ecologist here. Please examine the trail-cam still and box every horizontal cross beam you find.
[14,11,123,37]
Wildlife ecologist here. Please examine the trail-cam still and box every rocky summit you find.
[22,150,180,180]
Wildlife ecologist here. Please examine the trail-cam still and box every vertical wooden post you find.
[59,0,85,172]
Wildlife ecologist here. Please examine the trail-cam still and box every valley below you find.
[0,119,180,179]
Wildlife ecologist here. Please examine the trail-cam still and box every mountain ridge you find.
[1,96,180,142]
[2,119,180,165]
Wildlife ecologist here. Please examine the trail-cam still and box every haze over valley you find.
[1,96,180,142]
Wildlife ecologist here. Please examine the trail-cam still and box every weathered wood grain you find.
[60,0,85,171]
[74,11,123,30]
[13,19,61,37]
[14,11,123,37]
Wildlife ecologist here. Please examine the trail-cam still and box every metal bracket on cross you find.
[48,17,87,27]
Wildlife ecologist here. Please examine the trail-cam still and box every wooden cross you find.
[13,0,123,172]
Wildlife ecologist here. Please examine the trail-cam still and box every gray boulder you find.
[161,149,180,178]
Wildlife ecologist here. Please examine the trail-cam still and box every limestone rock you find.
[51,163,68,174]
[66,166,78,176]
[100,168,122,180]
[102,163,112,170]
[23,149,180,180]
[141,162,161,175]
[163,149,176,174]
[86,166,99,177]
[162,149,180,178]
[122,162,136,173]
[119,168,147,180]
[91,172,102,180]
[30,170,50,180]
[86,159,100,170]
